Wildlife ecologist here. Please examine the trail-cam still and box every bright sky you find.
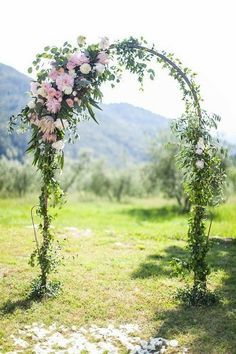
[1,0,235,140]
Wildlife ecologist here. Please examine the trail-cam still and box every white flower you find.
[99,37,110,50]
[196,160,204,169]
[196,137,205,150]
[54,119,69,130]
[69,69,76,78]
[28,100,36,109]
[37,87,47,98]
[72,91,77,96]
[63,86,73,95]
[80,63,92,74]
[77,35,86,46]
[95,63,105,74]
[52,140,65,150]
[74,97,82,105]
[196,148,203,155]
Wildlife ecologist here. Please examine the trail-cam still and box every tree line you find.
[0,133,235,211]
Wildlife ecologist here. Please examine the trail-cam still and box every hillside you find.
[0,63,30,159]
[0,63,169,163]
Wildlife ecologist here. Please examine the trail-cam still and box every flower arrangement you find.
[26,37,110,157]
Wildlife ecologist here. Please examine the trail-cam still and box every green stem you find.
[189,205,209,292]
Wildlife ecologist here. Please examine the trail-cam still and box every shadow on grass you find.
[131,245,187,279]
[123,205,183,222]
[0,295,38,315]
[134,238,236,352]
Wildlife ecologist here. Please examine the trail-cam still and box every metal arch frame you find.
[111,43,202,122]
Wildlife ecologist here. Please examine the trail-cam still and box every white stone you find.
[169,339,178,347]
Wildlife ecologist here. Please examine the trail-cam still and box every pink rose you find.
[66,98,74,108]
[97,51,109,65]
[46,98,61,113]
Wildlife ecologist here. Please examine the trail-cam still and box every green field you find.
[0,195,236,353]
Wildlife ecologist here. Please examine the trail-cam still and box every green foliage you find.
[0,157,39,197]
[176,285,219,307]
[172,111,226,298]
[146,132,190,212]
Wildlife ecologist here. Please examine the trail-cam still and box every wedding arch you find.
[10,36,225,305]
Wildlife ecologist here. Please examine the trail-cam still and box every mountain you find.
[68,103,169,163]
[0,63,169,164]
[0,63,30,159]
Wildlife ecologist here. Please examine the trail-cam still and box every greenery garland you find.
[9,36,226,304]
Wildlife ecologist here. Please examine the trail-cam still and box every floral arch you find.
[10,36,225,305]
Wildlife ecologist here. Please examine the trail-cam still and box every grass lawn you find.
[0,195,236,353]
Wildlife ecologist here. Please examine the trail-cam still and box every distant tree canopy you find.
[146,132,191,212]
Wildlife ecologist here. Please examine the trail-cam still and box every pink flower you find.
[47,87,57,97]
[66,98,74,108]
[67,62,76,71]
[38,116,55,134]
[66,53,90,70]
[55,90,62,100]
[46,98,61,113]
[97,51,109,65]
[30,82,39,94]
[49,67,60,80]
[42,132,57,143]
[30,113,40,126]
[56,73,74,94]
[42,82,52,92]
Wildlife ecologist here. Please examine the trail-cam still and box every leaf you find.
[86,102,99,124]
[28,67,33,74]
[89,98,102,111]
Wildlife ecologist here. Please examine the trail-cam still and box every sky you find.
[1,0,235,140]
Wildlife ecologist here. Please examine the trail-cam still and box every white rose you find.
[77,35,86,46]
[99,37,110,50]
[52,140,65,150]
[28,100,36,109]
[80,63,92,74]
[54,119,69,130]
[195,148,203,155]
[63,86,73,95]
[95,63,105,74]
[196,160,204,169]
